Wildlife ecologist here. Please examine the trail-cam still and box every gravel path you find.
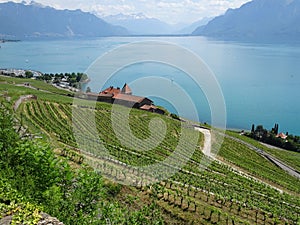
[194,127,212,157]
[194,127,300,194]
[13,95,36,111]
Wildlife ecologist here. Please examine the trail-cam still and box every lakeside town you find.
[0,68,85,92]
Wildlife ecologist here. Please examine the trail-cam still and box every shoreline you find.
[0,39,21,43]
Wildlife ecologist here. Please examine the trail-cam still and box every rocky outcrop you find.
[0,215,12,225]
[37,213,64,225]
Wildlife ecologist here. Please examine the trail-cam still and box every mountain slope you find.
[193,0,300,42]
[0,1,128,39]
[177,17,213,34]
[104,13,174,35]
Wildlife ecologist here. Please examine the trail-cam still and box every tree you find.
[43,74,52,82]
[25,70,33,78]
[69,77,77,85]
[254,125,268,140]
[170,113,180,120]
[80,73,89,82]
[251,124,255,133]
[276,123,279,134]
[86,87,92,93]
[53,77,60,84]
[272,123,279,135]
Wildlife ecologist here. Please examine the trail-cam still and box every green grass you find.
[0,83,73,103]
[0,75,72,96]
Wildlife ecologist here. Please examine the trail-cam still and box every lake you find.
[1,36,299,135]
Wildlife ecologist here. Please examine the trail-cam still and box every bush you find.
[170,113,180,120]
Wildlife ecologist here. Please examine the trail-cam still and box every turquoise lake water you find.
[1,36,299,135]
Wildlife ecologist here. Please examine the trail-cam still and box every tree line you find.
[248,123,300,152]
[36,72,89,89]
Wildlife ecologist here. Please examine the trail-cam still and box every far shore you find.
[0,39,21,43]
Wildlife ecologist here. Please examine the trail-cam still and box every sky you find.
[0,0,250,24]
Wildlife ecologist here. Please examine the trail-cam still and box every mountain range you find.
[103,13,175,35]
[0,1,128,40]
[193,0,300,42]
[2,0,300,42]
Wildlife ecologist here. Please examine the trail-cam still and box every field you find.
[1,77,300,224]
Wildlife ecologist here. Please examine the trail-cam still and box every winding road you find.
[194,127,212,157]
[224,134,300,179]
[195,127,300,180]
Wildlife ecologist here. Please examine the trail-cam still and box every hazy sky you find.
[1,0,250,24]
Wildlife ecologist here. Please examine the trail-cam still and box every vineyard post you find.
[180,195,183,208]
[262,211,266,224]
[237,205,241,216]
[217,209,221,223]
[208,208,214,222]
[187,199,190,211]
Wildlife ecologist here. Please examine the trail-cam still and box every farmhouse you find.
[86,83,164,114]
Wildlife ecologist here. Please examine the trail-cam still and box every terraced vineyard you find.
[219,136,300,193]
[226,130,300,173]
[21,99,300,224]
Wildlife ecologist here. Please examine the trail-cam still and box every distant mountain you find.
[0,1,128,40]
[193,0,300,42]
[103,13,174,35]
[177,17,213,34]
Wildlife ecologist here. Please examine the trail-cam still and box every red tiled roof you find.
[276,132,287,139]
[140,104,157,110]
[113,94,150,103]
[100,86,120,95]
[121,83,132,94]
[99,93,113,97]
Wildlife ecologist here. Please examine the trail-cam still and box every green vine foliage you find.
[0,175,42,224]
[0,102,164,224]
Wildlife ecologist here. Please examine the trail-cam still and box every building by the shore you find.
[0,69,42,78]
[86,84,165,114]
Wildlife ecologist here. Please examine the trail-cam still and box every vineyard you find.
[19,98,300,225]
[226,130,300,173]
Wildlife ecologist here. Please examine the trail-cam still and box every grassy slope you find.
[0,75,72,96]
[0,84,72,104]
[1,76,300,224]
